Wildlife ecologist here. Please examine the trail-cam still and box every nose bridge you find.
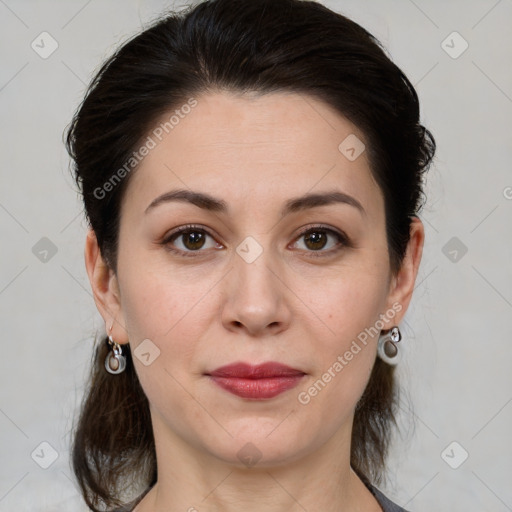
[233,232,281,297]
[223,231,290,334]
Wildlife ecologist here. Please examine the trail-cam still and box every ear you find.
[84,227,129,344]
[382,217,424,327]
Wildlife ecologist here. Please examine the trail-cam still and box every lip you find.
[206,362,306,400]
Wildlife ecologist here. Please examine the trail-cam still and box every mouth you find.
[205,362,306,400]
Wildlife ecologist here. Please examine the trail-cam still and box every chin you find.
[203,420,310,468]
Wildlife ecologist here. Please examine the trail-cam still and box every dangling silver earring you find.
[377,326,402,365]
[104,322,127,374]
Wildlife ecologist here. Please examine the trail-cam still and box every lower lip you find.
[209,375,305,399]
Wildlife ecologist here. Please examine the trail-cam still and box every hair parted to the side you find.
[65,0,436,510]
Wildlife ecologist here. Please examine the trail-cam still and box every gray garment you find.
[367,483,410,512]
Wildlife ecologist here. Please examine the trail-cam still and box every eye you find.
[290,225,350,257]
[161,223,351,259]
[161,224,222,257]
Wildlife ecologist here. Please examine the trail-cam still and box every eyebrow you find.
[144,188,366,217]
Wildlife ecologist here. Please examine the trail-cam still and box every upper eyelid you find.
[164,224,218,242]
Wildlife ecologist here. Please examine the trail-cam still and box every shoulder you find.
[366,482,411,512]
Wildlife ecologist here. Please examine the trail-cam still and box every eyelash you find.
[160,223,351,259]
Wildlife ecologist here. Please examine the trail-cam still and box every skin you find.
[85,91,424,512]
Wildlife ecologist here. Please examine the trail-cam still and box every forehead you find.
[121,90,382,220]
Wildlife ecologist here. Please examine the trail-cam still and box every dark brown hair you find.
[65,0,435,509]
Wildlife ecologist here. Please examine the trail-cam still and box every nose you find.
[221,241,291,337]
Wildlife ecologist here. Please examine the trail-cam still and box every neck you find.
[134,410,381,512]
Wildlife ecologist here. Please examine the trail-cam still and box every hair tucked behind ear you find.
[65,0,435,509]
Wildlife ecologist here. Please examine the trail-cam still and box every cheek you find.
[294,274,386,425]
[302,259,389,343]
[296,258,389,394]
[118,266,211,418]
[118,253,217,342]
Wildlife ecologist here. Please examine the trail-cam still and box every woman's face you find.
[88,91,422,467]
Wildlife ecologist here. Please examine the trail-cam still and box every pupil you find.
[306,231,326,250]
[185,231,204,250]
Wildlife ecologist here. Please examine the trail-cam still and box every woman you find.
[65,0,435,510]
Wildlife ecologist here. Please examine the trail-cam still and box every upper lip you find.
[207,362,305,379]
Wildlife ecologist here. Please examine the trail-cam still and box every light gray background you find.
[1,0,511,510]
